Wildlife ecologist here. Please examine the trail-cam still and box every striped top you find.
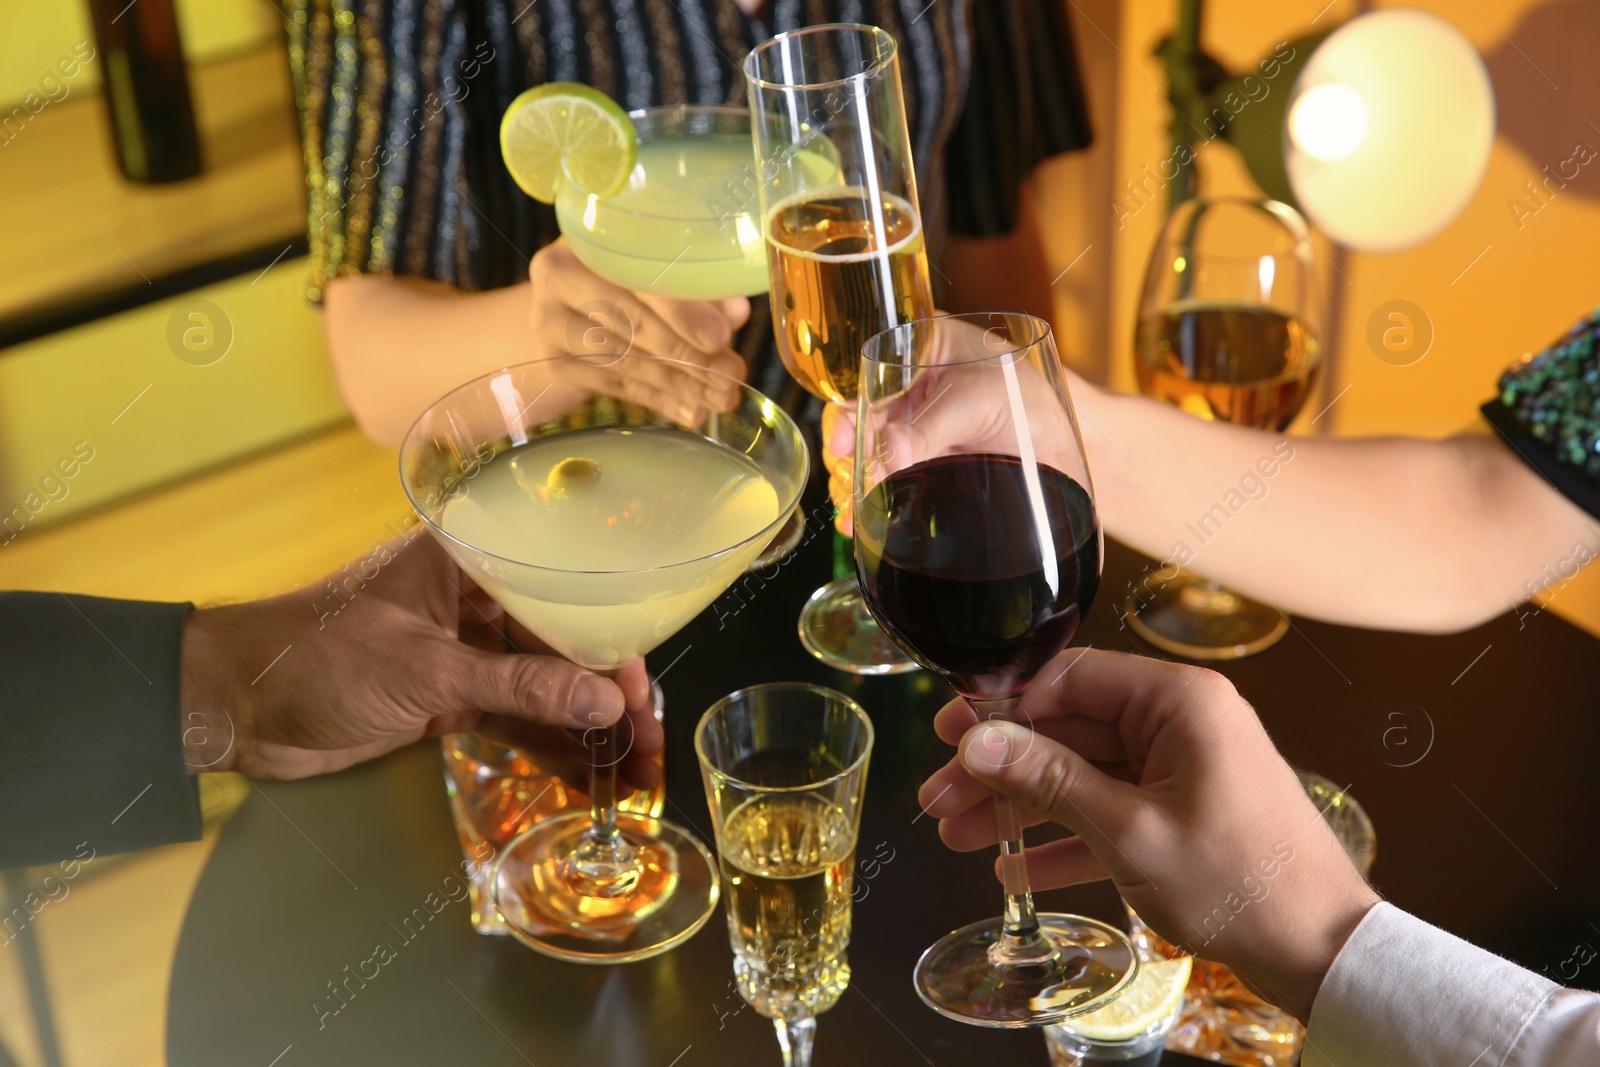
[284,2,1088,395]
[287,0,1090,387]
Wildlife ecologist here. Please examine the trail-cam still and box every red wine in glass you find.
[854,312,1135,1029]
[857,452,1100,700]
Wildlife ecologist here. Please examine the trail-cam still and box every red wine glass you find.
[854,312,1137,1027]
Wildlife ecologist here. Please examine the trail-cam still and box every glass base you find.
[1124,574,1287,662]
[1165,959,1301,1066]
[798,575,920,675]
[491,810,718,963]
[914,915,1138,1028]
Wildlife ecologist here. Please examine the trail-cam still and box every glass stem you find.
[566,721,640,896]
[773,1016,816,1067]
[970,697,1058,968]
[588,723,620,844]
[831,528,852,580]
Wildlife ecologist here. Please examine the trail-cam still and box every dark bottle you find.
[87,0,203,183]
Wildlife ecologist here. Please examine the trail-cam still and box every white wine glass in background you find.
[745,22,935,675]
[1126,196,1321,661]
[696,683,874,1067]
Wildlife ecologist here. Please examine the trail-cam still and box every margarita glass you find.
[549,102,832,569]
[401,356,808,961]
[553,105,767,300]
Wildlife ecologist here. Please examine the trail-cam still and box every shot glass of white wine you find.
[696,684,874,1067]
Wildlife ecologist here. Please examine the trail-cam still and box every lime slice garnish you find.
[499,83,637,203]
[1060,955,1191,1042]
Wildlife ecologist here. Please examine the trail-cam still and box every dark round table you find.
[167,520,1600,1066]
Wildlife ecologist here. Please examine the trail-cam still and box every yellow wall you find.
[7,0,1595,633]
[1,0,278,106]
[0,259,347,539]
[1033,0,1600,636]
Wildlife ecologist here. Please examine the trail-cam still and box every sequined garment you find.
[287,0,1090,305]
[1483,306,1600,518]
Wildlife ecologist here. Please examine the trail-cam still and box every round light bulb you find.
[1288,84,1370,162]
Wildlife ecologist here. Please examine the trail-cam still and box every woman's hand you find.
[530,239,750,423]
[918,648,1380,1022]
[828,317,1087,535]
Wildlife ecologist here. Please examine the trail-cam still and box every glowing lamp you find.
[1166,7,1496,252]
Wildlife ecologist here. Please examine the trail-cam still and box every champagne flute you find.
[745,22,934,675]
[696,684,874,1067]
[1125,196,1322,661]
[855,312,1137,1026]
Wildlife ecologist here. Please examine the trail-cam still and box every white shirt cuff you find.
[1303,902,1600,1067]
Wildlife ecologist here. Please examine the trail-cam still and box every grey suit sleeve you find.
[0,592,203,869]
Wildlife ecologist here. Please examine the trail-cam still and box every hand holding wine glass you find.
[917,647,1381,1023]
[1124,196,1321,660]
[855,312,1135,1027]
[829,314,1084,536]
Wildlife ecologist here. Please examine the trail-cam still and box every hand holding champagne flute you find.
[745,23,934,675]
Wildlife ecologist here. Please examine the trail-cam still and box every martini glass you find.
[401,355,809,962]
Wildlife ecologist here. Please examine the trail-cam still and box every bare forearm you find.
[323,276,544,446]
[323,252,749,446]
[1077,382,1596,632]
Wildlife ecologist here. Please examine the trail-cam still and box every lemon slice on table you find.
[1061,955,1192,1043]
[499,83,637,203]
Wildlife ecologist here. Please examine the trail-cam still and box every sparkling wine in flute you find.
[696,681,873,1067]
[720,789,856,1019]
[1133,302,1321,432]
[767,188,935,404]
